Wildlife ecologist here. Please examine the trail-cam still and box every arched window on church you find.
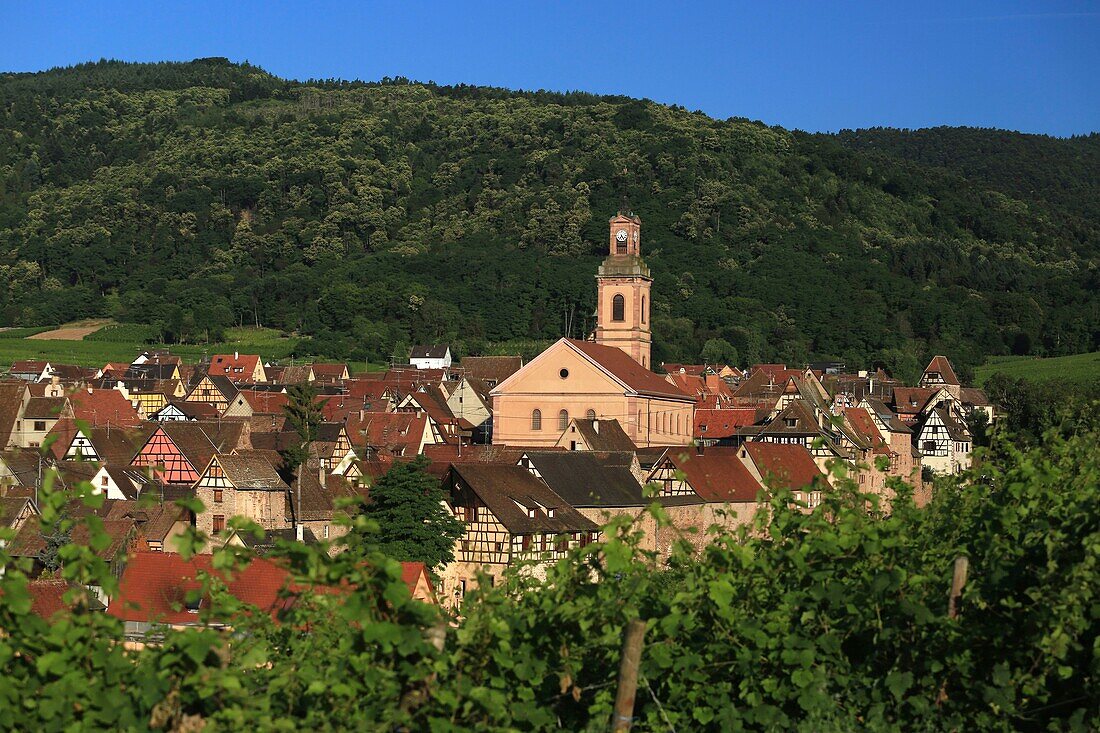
[641,296,646,324]
[531,409,542,430]
[558,410,570,431]
[612,294,625,322]
[586,409,596,421]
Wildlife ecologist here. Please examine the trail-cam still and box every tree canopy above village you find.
[0,58,1097,378]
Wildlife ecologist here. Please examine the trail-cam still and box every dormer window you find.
[784,418,797,428]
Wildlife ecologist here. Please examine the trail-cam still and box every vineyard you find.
[0,406,1096,731]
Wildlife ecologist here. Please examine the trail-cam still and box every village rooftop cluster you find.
[0,209,995,626]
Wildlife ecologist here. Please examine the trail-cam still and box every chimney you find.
[234,351,239,360]
[295,524,304,541]
[696,442,705,456]
[318,462,325,485]
[593,421,600,434]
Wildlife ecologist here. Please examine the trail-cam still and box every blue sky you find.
[3,1,1098,135]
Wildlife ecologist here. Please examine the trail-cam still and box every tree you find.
[700,337,739,367]
[280,381,326,485]
[36,511,72,575]
[354,456,465,571]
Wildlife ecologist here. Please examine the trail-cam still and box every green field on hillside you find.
[0,326,309,370]
[975,351,1100,385]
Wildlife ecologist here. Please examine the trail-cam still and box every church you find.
[490,209,694,448]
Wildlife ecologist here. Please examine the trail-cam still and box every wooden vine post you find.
[948,556,969,620]
[611,619,647,732]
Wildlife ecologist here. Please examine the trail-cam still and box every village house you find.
[441,463,599,601]
[208,352,266,383]
[409,345,452,370]
[193,452,291,544]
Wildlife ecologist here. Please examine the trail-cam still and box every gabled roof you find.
[23,396,69,420]
[844,407,891,455]
[520,451,644,507]
[208,353,263,381]
[758,400,820,437]
[659,447,764,502]
[235,390,289,415]
[0,381,27,446]
[923,355,960,385]
[103,499,185,541]
[927,406,971,441]
[107,552,300,624]
[459,356,523,385]
[11,360,49,374]
[214,453,289,491]
[0,495,34,529]
[410,345,450,360]
[861,398,912,434]
[743,443,827,491]
[959,387,992,407]
[346,412,427,457]
[891,387,943,414]
[566,419,637,452]
[285,459,335,521]
[512,339,690,400]
[153,400,220,421]
[69,388,143,428]
[448,463,597,534]
[694,408,759,438]
[311,363,349,381]
[156,421,246,471]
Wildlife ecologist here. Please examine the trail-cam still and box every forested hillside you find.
[1,58,1097,376]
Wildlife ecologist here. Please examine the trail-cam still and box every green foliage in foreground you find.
[0,414,1096,730]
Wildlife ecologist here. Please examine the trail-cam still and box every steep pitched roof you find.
[660,447,764,502]
[216,453,289,491]
[346,412,427,457]
[0,495,34,529]
[743,443,827,491]
[891,387,941,413]
[923,355,960,385]
[959,387,992,407]
[0,381,27,446]
[448,463,597,534]
[410,345,450,360]
[23,396,69,419]
[69,388,143,428]
[237,390,289,415]
[159,421,246,471]
[107,552,300,624]
[459,356,523,385]
[208,353,263,382]
[563,339,690,400]
[844,407,891,455]
[285,459,335,521]
[694,408,759,439]
[521,451,644,507]
[567,419,637,452]
[861,398,912,434]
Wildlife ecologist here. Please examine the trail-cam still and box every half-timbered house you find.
[193,452,291,544]
[441,463,598,602]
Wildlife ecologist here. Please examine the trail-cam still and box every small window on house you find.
[323,525,330,539]
[923,441,936,453]
[212,515,225,532]
[531,409,542,430]
[558,410,569,431]
[559,368,569,379]
[784,418,797,428]
[586,409,596,421]
[612,294,625,322]
[33,421,46,432]
[213,489,223,503]
[101,476,108,487]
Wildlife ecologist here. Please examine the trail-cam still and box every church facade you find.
[490,209,693,448]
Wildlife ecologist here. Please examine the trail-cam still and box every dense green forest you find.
[0,58,1097,376]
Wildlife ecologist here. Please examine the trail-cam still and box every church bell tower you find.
[594,207,652,368]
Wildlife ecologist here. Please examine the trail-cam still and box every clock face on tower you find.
[616,229,628,242]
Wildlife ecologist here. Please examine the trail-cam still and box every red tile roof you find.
[694,408,759,438]
[661,447,763,502]
[69,388,143,428]
[208,354,262,382]
[566,340,690,400]
[844,407,891,455]
[239,391,289,414]
[744,443,827,491]
[108,552,299,624]
[923,355,960,385]
[27,578,72,619]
